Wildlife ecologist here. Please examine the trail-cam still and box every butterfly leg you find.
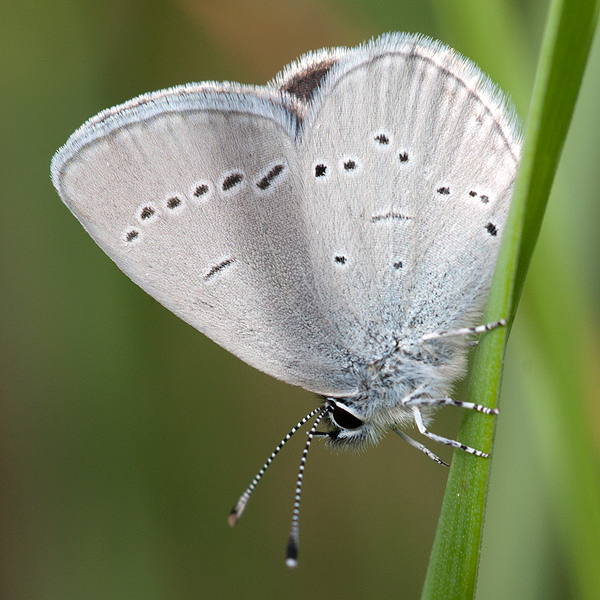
[392,428,449,466]
[411,406,490,458]
[404,396,498,415]
[421,318,506,342]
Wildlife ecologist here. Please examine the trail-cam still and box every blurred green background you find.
[1,0,599,598]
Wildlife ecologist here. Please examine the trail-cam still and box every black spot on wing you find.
[371,212,410,223]
[204,258,235,280]
[222,173,244,191]
[125,229,139,243]
[194,184,209,197]
[485,222,498,236]
[140,206,155,220]
[257,164,285,190]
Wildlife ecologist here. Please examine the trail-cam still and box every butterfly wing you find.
[288,34,521,357]
[52,86,356,395]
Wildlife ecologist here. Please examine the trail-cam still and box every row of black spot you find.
[129,135,408,236]
[315,148,409,178]
[125,128,498,243]
[434,186,489,205]
[154,163,289,205]
[333,254,404,270]
[126,164,289,241]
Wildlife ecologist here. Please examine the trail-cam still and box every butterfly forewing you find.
[53,89,357,395]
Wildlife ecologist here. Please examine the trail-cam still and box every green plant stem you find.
[421,0,600,598]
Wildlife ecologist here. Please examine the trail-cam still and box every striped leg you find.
[412,407,490,458]
[421,318,506,342]
[404,396,499,415]
[392,428,449,466]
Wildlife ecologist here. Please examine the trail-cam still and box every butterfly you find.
[52,33,521,566]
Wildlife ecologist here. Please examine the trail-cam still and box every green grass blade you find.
[421,1,600,598]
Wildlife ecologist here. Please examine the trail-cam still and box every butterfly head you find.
[322,398,381,448]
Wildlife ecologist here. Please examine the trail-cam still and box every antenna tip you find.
[228,510,240,527]
[286,534,298,568]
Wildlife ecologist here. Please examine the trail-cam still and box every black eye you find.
[331,404,364,430]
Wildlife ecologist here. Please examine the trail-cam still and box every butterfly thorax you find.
[323,337,468,448]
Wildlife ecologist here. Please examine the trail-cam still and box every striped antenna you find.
[228,407,323,527]
[286,407,327,568]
